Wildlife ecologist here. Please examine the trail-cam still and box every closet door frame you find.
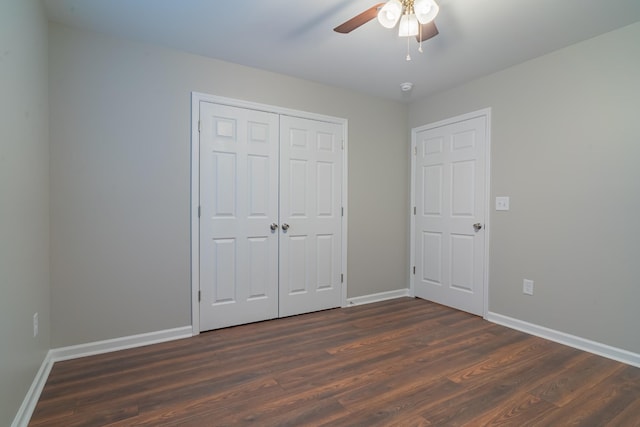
[190,92,349,336]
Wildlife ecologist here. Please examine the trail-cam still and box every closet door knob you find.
[281,223,290,231]
[270,223,278,231]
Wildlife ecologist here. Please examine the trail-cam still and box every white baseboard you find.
[49,326,193,362]
[12,326,193,427]
[11,351,54,427]
[345,288,411,307]
[487,312,640,368]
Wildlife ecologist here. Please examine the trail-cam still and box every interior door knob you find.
[473,223,483,231]
[270,223,278,231]
[281,223,290,231]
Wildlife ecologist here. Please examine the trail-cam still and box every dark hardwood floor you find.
[30,298,640,426]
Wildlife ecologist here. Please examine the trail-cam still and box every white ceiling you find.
[43,0,640,102]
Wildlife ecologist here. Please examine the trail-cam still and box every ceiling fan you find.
[334,0,440,61]
[334,0,440,44]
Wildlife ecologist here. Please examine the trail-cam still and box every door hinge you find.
[413,266,416,275]
[341,273,344,283]
[198,120,201,133]
[198,290,201,302]
[198,206,201,218]
[341,207,344,217]
[413,206,416,215]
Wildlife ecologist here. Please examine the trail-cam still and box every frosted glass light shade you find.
[414,0,439,24]
[398,14,419,37]
[377,0,403,28]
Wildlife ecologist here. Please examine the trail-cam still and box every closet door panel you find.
[279,116,343,317]
[199,102,279,331]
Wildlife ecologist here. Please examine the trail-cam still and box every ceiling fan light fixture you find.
[377,0,403,28]
[334,0,440,60]
[398,14,419,37]
[414,0,439,24]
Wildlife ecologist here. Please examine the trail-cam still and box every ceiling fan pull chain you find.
[406,35,411,61]
[418,24,424,53]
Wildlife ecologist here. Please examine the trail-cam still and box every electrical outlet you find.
[523,279,534,296]
[33,312,38,337]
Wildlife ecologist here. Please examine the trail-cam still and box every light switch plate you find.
[496,196,510,211]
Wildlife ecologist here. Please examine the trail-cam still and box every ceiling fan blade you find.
[416,21,439,42]
[334,3,385,34]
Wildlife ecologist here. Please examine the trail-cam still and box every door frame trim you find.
[190,92,349,335]
[409,108,491,318]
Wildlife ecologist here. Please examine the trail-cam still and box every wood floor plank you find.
[333,377,461,426]
[29,298,640,426]
[607,395,640,427]
[535,364,640,426]
[421,344,584,425]
[529,350,628,407]
[458,392,557,427]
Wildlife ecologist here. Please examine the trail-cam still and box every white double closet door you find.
[199,102,343,331]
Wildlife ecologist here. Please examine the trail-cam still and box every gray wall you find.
[0,0,50,424]
[409,22,640,354]
[49,23,409,347]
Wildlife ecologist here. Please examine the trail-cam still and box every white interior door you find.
[279,115,343,317]
[199,102,279,330]
[413,113,488,316]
